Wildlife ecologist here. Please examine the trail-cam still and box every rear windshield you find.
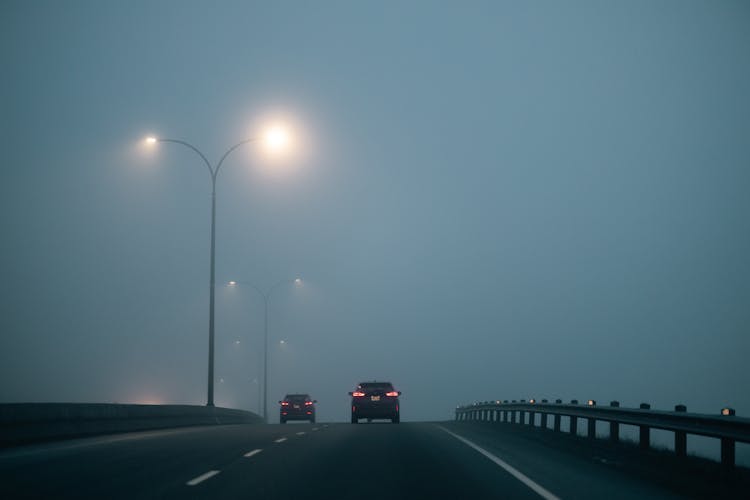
[357,383,393,391]
[284,394,310,402]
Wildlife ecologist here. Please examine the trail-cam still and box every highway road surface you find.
[0,421,733,499]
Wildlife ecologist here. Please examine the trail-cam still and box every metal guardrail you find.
[455,399,750,468]
[0,403,262,447]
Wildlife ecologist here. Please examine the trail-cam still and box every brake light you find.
[386,391,399,397]
[352,391,365,397]
[281,401,289,406]
[305,401,313,406]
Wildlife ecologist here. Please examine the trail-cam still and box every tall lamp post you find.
[228,278,301,422]
[145,127,289,407]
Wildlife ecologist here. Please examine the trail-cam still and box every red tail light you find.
[352,391,365,397]
[281,401,289,406]
[386,391,399,397]
[305,401,313,406]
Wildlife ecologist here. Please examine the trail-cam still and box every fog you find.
[1,1,748,426]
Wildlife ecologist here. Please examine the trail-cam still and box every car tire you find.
[281,419,287,424]
[310,417,315,424]
[351,415,358,424]
[392,414,400,424]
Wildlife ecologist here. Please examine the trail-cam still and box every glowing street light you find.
[142,127,292,407]
[263,125,290,152]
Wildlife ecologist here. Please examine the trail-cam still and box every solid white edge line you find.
[296,431,306,435]
[437,426,561,500]
[312,427,319,431]
[186,470,221,486]
[274,437,287,443]
[244,449,263,458]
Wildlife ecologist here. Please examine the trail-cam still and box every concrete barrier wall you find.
[0,403,262,447]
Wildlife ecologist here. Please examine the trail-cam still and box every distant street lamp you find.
[227,278,301,422]
[144,127,291,407]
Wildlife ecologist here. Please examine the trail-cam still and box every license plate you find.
[294,405,300,409]
[371,396,380,401]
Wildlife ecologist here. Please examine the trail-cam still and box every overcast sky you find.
[1,0,748,424]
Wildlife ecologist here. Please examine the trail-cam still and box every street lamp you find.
[227,278,301,422]
[144,127,290,407]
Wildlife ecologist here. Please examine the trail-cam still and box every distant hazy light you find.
[133,397,163,405]
[280,340,286,344]
[228,281,237,286]
[263,125,290,151]
[294,278,302,285]
[145,136,157,145]
[235,340,241,345]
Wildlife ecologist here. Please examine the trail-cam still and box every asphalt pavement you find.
[0,421,718,499]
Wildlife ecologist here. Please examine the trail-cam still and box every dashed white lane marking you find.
[244,449,263,458]
[438,426,560,500]
[274,437,287,443]
[312,427,319,431]
[186,470,220,486]
[296,431,306,435]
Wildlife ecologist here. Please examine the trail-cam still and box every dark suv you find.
[349,381,401,423]
[279,394,316,423]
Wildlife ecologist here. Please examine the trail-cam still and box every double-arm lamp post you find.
[227,278,301,422]
[145,127,289,407]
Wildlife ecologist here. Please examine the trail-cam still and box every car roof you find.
[284,394,311,399]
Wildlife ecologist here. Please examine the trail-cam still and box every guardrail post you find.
[554,399,562,432]
[570,400,578,436]
[609,401,620,442]
[674,405,687,457]
[529,410,535,427]
[639,403,651,449]
[721,438,735,467]
[586,400,596,439]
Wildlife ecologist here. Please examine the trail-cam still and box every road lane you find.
[178,422,541,500]
[0,423,306,499]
